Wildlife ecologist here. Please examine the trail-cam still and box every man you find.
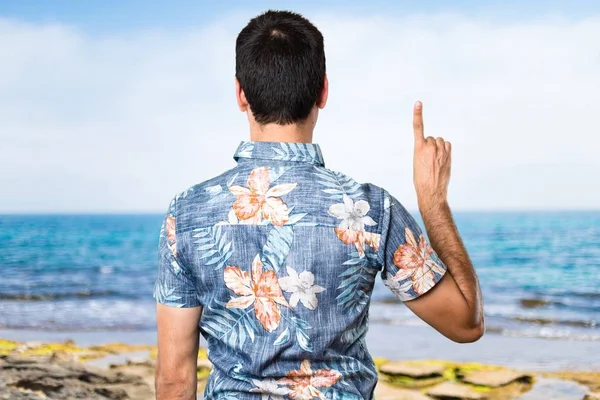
[154,10,484,400]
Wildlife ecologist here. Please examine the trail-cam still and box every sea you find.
[1,212,599,341]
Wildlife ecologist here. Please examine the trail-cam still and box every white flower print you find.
[250,378,290,400]
[278,267,326,310]
[227,208,239,224]
[382,277,415,300]
[328,194,380,257]
[328,194,377,231]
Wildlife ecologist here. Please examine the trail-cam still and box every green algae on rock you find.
[376,359,536,400]
[1,337,599,400]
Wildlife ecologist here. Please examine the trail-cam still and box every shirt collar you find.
[233,141,325,166]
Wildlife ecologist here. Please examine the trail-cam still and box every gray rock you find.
[426,381,486,400]
[374,381,431,399]
[379,361,445,378]
[460,369,533,387]
[0,354,153,400]
[516,378,590,400]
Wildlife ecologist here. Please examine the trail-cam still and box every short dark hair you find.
[235,10,326,125]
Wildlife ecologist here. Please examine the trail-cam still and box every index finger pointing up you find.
[413,101,425,146]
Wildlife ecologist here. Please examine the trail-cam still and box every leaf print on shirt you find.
[250,378,290,400]
[329,195,380,257]
[229,166,297,226]
[261,226,295,273]
[274,314,314,352]
[205,374,240,399]
[224,254,290,332]
[336,251,378,314]
[314,168,364,201]
[153,281,184,308]
[279,267,326,310]
[390,227,446,296]
[271,142,323,163]
[165,216,177,257]
[277,359,342,400]
[201,300,258,350]
[192,225,234,270]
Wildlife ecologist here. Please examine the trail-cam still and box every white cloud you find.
[1,12,598,212]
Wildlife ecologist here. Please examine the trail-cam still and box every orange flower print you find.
[229,167,297,226]
[364,231,381,250]
[392,227,445,295]
[278,359,342,399]
[224,254,290,332]
[329,195,380,257]
[165,216,177,257]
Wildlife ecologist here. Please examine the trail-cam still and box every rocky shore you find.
[1,338,599,400]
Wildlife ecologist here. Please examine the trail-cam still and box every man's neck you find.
[249,122,314,143]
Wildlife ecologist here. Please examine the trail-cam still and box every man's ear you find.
[316,74,329,109]
[235,77,248,112]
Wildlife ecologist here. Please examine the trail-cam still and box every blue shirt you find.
[154,141,447,399]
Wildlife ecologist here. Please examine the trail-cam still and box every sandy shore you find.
[2,322,599,371]
[1,325,599,399]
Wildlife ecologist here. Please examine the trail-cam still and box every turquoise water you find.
[0,212,598,340]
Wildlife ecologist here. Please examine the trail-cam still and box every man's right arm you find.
[405,201,485,343]
[402,101,484,343]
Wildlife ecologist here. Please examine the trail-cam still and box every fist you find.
[412,101,452,210]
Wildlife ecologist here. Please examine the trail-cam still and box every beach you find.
[1,212,599,398]
[1,325,599,399]
[2,323,599,372]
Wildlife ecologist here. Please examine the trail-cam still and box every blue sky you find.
[2,0,599,32]
[1,1,599,212]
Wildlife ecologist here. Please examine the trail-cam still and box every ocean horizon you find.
[1,211,599,342]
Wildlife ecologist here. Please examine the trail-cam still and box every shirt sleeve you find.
[153,196,202,308]
[378,190,447,301]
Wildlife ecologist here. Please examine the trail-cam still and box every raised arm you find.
[404,101,484,343]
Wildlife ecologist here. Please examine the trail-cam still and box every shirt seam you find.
[375,188,389,269]
[175,222,373,235]
[173,197,203,307]
[236,156,325,166]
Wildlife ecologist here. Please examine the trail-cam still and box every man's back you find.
[154,141,447,398]
[153,10,483,400]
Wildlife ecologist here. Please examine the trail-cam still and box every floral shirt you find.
[154,141,447,400]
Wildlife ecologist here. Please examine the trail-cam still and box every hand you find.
[412,101,452,211]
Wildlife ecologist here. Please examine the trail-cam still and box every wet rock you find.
[511,316,594,328]
[0,354,153,400]
[126,357,155,366]
[519,299,551,308]
[0,339,18,354]
[585,393,600,400]
[0,387,47,400]
[460,369,533,387]
[379,361,445,378]
[88,343,154,355]
[109,357,155,369]
[515,378,589,400]
[374,381,430,399]
[545,372,600,394]
[427,382,486,399]
[50,350,75,363]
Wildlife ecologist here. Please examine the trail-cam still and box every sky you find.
[1,1,599,213]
